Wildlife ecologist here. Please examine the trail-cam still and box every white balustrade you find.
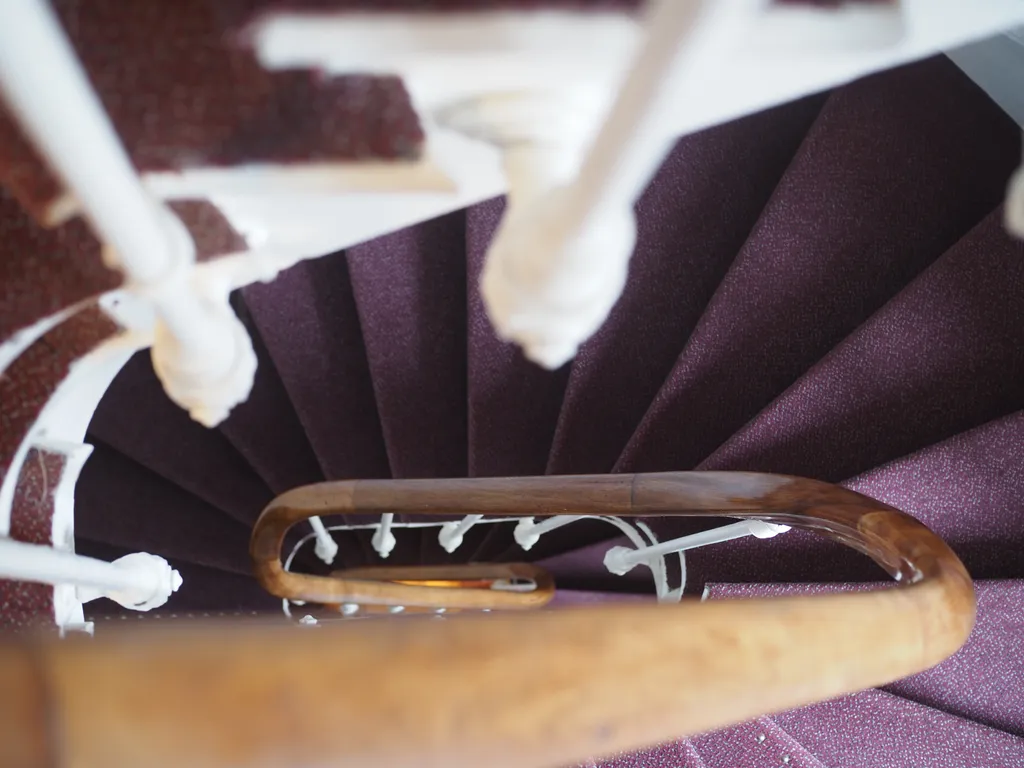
[0,538,182,612]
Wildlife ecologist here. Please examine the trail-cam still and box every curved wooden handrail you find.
[2,472,973,768]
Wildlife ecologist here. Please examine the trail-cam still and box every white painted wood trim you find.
[143,159,457,201]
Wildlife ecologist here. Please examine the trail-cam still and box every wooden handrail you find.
[1,472,974,768]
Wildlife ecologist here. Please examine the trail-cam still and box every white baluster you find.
[0,539,182,612]
[481,0,716,368]
[309,516,339,565]
[372,513,397,559]
[603,520,790,576]
[0,0,255,427]
[438,514,483,553]
[513,516,584,551]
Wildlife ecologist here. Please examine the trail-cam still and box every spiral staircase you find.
[3,0,1024,764]
[55,55,1024,765]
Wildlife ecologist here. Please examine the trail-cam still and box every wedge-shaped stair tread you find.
[708,581,1024,738]
[221,297,325,495]
[75,443,255,576]
[88,352,274,527]
[548,92,825,475]
[618,56,1019,474]
[242,256,389,485]
[777,689,1024,768]
[347,213,468,480]
[704,209,1024,480]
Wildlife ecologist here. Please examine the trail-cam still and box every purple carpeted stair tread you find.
[546,92,825,476]
[680,411,1024,585]
[776,689,1024,768]
[87,352,275,527]
[845,410,1024,579]
[242,255,390,484]
[702,208,1024,481]
[74,442,254,576]
[693,717,824,768]
[590,738,707,768]
[617,55,1019,474]
[77,540,279,616]
[220,295,326,495]
[466,197,570,479]
[888,580,1024,737]
[707,581,1024,738]
[347,212,468,480]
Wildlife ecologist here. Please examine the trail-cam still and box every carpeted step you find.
[693,716,824,768]
[242,252,390,555]
[242,255,390,484]
[845,410,1024,580]
[74,442,254,576]
[590,738,707,768]
[776,689,1024,768]
[347,212,469,481]
[707,581,1024,738]
[678,411,1024,585]
[547,91,825,476]
[87,352,273,528]
[617,55,1019,475]
[220,295,325,496]
[703,209,1024,481]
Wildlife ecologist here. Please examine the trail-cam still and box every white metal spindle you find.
[513,516,584,551]
[603,520,790,576]
[372,513,397,559]
[309,516,339,564]
[438,514,483,553]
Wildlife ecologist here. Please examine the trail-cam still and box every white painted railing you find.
[0,538,181,612]
[281,512,791,620]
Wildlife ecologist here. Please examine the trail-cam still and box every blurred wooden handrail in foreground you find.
[0,472,974,767]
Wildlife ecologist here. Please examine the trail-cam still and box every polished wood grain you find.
[1,472,974,767]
